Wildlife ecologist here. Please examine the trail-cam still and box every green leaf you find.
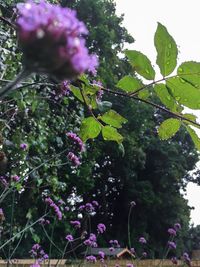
[178,61,200,88]
[154,23,178,76]
[183,113,197,122]
[138,89,150,100]
[80,117,102,142]
[183,114,200,129]
[100,110,127,128]
[186,126,200,150]
[158,118,181,140]
[102,126,123,143]
[154,83,178,111]
[167,77,200,109]
[70,85,84,103]
[116,75,143,92]
[125,50,155,80]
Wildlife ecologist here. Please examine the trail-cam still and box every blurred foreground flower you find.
[16,0,98,80]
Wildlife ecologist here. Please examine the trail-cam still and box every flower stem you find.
[0,68,31,99]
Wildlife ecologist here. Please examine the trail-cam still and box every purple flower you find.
[85,203,95,212]
[60,80,71,96]
[98,251,105,259]
[0,176,8,188]
[11,175,20,182]
[84,233,97,247]
[79,205,85,211]
[97,223,106,234]
[109,247,115,252]
[174,223,181,231]
[16,1,98,80]
[126,264,134,267]
[66,132,84,152]
[86,255,97,263]
[44,197,62,220]
[20,143,28,150]
[142,252,147,257]
[171,257,178,265]
[70,220,81,228]
[183,252,191,263]
[139,237,147,244]
[167,228,176,236]
[167,241,176,250]
[65,234,74,242]
[67,152,81,166]
[113,240,119,247]
[92,201,99,207]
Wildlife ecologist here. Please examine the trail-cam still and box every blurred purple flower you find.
[20,143,28,150]
[66,132,84,152]
[70,220,81,228]
[139,237,147,244]
[98,251,105,259]
[67,152,81,166]
[167,241,176,250]
[174,223,181,231]
[65,234,74,242]
[167,228,176,236]
[97,223,106,234]
[16,0,98,80]
[86,255,97,263]
[12,175,20,182]
[142,252,147,258]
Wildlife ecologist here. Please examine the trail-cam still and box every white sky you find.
[115,0,200,226]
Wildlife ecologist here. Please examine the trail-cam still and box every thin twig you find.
[100,87,200,128]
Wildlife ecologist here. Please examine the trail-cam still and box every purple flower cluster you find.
[67,152,81,166]
[84,233,97,247]
[79,201,98,213]
[29,244,48,262]
[65,234,74,242]
[86,255,97,263]
[174,223,181,231]
[97,223,106,234]
[20,143,28,150]
[16,0,98,80]
[66,132,85,167]
[167,228,176,236]
[66,132,84,152]
[0,176,8,188]
[142,252,147,258]
[70,220,81,229]
[98,251,105,259]
[11,175,20,182]
[126,264,134,267]
[109,239,120,248]
[167,241,176,250]
[45,197,62,220]
[139,237,147,244]
[183,252,191,266]
[60,80,71,96]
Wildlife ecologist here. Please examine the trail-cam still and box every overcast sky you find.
[114,0,200,226]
